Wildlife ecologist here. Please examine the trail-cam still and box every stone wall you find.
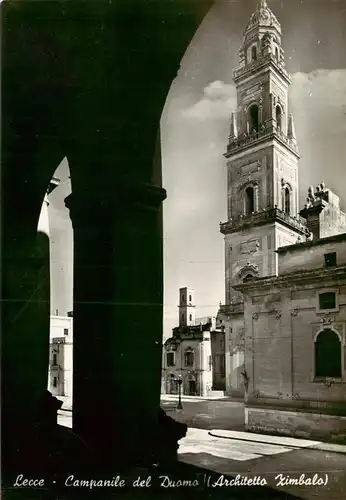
[246,406,346,441]
[278,237,346,275]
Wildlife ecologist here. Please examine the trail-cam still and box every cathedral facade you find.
[217,0,346,439]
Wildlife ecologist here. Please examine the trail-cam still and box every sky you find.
[48,0,346,339]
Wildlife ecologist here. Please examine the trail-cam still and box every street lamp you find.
[177,375,183,410]
[170,373,183,410]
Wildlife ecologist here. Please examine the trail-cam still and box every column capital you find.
[65,182,167,223]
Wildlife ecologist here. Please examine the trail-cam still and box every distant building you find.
[48,314,73,409]
[162,288,225,397]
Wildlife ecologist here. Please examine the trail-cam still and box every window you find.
[53,353,57,365]
[319,292,336,310]
[64,328,69,336]
[248,104,259,133]
[189,294,192,302]
[181,313,185,322]
[284,187,290,214]
[245,186,255,215]
[251,45,257,61]
[243,274,255,282]
[324,252,337,268]
[275,46,279,59]
[53,377,57,388]
[315,329,342,378]
[185,350,194,367]
[209,355,212,370]
[166,352,175,367]
[189,314,192,321]
[276,105,282,130]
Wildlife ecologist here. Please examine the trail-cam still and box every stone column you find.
[254,184,259,212]
[2,216,51,475]
[65,181,167,466]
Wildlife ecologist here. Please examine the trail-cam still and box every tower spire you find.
[229,112,238,140]
[287,113,297,144]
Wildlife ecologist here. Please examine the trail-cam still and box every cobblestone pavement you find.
[57,413,346,499]
[160,398,245,430]
[179,428,346,500]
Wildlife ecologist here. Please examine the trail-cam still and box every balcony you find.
[220,207,308,235]
[225,127,298,156]
[219,302,244,315]
[233,53,290,83]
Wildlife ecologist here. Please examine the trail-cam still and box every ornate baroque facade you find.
[217,0,346,433]
[217,0,307,397]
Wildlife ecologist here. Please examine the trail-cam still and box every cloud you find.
[182,80,236,121]
[289,68,346,203]
[291,69,346,108]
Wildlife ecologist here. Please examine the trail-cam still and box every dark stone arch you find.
[2,0,215,475]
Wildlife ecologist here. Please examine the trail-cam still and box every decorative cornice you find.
[277,231,346,254]
[225,127,298,158]
[220,207,307,236]
[233,54,290,86]
[65,183,167,223]
[234,266,346,294]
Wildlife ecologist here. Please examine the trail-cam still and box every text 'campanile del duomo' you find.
[217,0,309,396]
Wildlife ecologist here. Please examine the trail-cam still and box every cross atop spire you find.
[258,0,268,9]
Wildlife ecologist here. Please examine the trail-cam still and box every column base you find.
[245,404,346,442]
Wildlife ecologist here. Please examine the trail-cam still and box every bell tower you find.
[179,287,196,327]
[220,0,308,306]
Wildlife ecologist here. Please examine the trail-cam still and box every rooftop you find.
[276,232,346,255]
